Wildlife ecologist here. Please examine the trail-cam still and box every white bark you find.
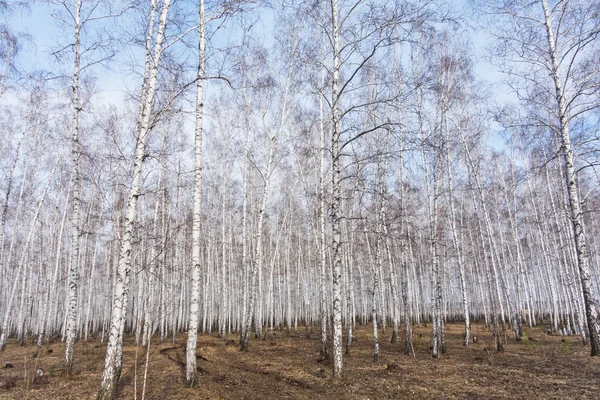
[240,118,276,350]
[398,129,412,355]
[540,0,600,356]
[318,36,328,358]
[543,158,586,342]
[444,110,470,346]
[35,187,70,356]
[64,0,82,374]
[239,72,251,338]
[0,134,22,260]
[185,0,206,385]
[330,0,343,377]
[371,201,383,361]
[240,30,297,351]
[98,1,171,397]
[0,162,57,350]
[459,126,505,350]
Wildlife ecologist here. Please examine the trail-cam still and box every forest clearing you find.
[1,323,599,399]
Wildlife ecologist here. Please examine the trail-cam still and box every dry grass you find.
[1,323,599,399]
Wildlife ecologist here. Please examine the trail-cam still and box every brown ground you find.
[1,323,599,399]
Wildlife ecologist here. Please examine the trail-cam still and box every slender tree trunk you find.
[185,0,206,386]
[500,171,524,341]
[64,0,83,375]
[459,127,505,350]
[35,187,70,357]
[84,236,98,342]
[240,136,276,350]
[330,0,343,377]
[543,154,586,342]
[240,33,296,350]
[345,238,356,350]
[541,0,600,356]
[318,31,329,360]
[371,205,384,361]
[443,109,470,346]
[97,1,170,398]
[397,132,412,355]
[0,134,22,264]
[0,162,57,350]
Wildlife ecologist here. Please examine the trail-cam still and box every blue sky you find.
[13,3,134,104]
[9,0,514,134]
[15,4,60,71]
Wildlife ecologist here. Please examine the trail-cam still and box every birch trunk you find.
[84,236,98,342]
[527,177,560,331]
[459,127,505,350]
[371,204,384,361]
[240,131,276,351]
[0,134,22,262]
[35,187,70,357]
[97,1,170,397]
[500,166,524,341]
[0,162,57,350]
[541,0,600,356]
[420,102,443,357]
[142,132,168,347]
[318,52,329,359]
[64,0,82,375]
[543,157,586,342]
[240,32,296,350]
[185,0,206,386]
[444,113,470,346]
[330,0,343,377]
[398,130,412,355]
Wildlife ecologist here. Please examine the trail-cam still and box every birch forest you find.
[1,0,600,398]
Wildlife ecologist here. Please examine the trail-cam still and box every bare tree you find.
[185,0,206,387]
[324,0,414,376]
[98,1,172,397]
[240,17,299,350]
[478,0,600,356]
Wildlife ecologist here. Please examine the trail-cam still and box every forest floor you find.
[1,322,599,399]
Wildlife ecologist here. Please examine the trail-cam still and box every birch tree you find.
[329,0,343,376]
[185,0,205,387]
[434,31,472,346]
[324,0,416,377]
[240,17,298,350]
[98,1,172,397]
[479,0,600,356]
[38,0,127,374]
[0,159,58,351]
[63,0,83,376]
